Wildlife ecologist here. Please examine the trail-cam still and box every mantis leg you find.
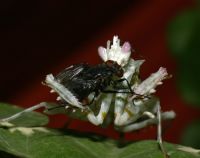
[0,102,48,122]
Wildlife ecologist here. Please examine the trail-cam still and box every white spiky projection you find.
[98,36,131,66]
[0,36,175,158]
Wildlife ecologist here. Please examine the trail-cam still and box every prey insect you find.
[0,36,175,158]
[45,60,133,111]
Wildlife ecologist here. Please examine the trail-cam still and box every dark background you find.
[1,0,200,145]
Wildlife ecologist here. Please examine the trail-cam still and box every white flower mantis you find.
[0,36,175,158]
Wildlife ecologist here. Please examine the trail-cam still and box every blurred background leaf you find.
[181,120,200,149]
[167,0,200,149]
[168,6,200,107]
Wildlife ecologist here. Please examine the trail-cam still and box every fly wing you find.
[55,63,90,84]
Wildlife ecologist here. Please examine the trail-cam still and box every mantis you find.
[0,36,175,158]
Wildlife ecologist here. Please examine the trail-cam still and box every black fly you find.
[47,60,133,109]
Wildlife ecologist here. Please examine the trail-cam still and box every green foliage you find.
[181,120,200,149]
[167,8,200,107]
[0,103,49,127]
[0,103,199,158]
[167,4,200,149]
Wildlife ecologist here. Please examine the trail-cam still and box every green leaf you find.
[44,102,88,121]
[0,103,199,158]
[167,7,200,107]
[177,63,200,105]
[167,8,200,61]
[181,120,200,149]
[0,103,49,127]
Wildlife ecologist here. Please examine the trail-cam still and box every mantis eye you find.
[105,60,114,67]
